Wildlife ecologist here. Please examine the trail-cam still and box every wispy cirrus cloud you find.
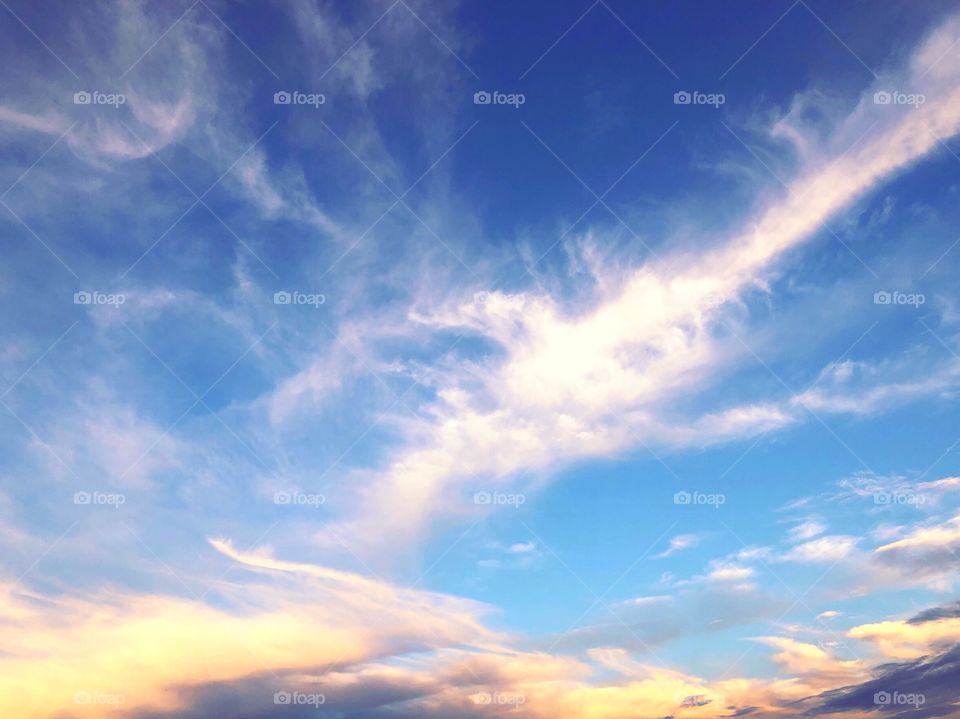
[328,11,960,555]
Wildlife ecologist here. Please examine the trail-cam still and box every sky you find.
[2,0,960,717]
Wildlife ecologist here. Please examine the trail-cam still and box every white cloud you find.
[752,636,862,681]
[654,533,703,558]
[875,515,960,554]
[621,594,674,608]
[509,541,536,554]
[780,536,858,563]
[329,12,960,553]
[705,562,756,583]
[0,106,66,134]
[788,520,827,543]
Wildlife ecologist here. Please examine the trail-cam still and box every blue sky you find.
[3,1,960,717]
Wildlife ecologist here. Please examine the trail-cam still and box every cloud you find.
[228,147,343,239]
[908,602,960,624]
[780,536,859,563]
[3,5,960,719]
[875,515,960,564]
[788,520,827,543]
[0,539,495,719]
[803,644,960,719]
[752,637,863,684]
[261,353,346,426]
[918,477,960,493]
[792,359,960,417]
[654,533,703,558]
[509,541,537,554]
[7,531,960,719]
[621,595,674,608]
[849,616,960,660]
[328,11,960,554]
[0,568,787,719]
[705,562,757,583]
[124,657,751,719]
[0,105,67,134]
[0,2,213,166]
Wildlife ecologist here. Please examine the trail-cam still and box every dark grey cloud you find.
[908,602,960,625]
[126,666,487,719]
[117,642,960,719]
[801,644,960,719]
